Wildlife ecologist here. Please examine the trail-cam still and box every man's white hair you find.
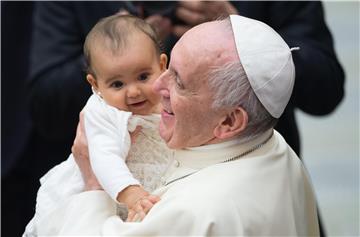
[207,18,278,141]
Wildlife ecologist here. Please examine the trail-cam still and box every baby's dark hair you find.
[83,14,162,77]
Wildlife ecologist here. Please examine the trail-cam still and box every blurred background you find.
[1,1,359,236]
[298,1,359,236]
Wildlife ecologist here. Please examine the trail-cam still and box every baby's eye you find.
[110,81,124,89]
[138,73,149,81]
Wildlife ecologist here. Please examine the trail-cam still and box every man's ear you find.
[159,53,168,71]
[86,74,98,91]
[213,107,248,140]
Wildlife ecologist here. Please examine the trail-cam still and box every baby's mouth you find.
[129,100,147,107]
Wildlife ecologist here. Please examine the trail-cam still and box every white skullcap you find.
[229,15,296,118]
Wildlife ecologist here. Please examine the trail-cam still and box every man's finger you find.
[130,126,142,144]
[145,15,172,40]
[117,9,130,16]
[173,25,191,38]
[177,1,204,12]
[175,6,205,26]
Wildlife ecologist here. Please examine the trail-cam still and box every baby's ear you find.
[86,74,98,90]
[159,53,168,71]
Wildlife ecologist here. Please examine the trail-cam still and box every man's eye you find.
[138,73,149,81]
[175,75,184,89]
[169,68,184,89]
[110,81,124,89]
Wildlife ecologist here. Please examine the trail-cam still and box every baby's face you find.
[89,33,167,115]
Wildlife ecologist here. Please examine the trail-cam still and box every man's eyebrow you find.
[168,66,176,75]
[169,67,183,84]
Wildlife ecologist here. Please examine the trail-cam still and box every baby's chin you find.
[126,101,155,115]
[134,104,161,115]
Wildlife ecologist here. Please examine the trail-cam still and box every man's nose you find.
[153,70,170,96]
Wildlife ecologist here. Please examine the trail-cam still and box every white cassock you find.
[37,129,319,236]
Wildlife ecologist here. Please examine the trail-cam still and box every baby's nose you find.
[127,85,141,98]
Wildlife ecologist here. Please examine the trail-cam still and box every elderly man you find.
[37,15,319,236]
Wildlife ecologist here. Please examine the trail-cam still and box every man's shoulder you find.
[166,137,307,209]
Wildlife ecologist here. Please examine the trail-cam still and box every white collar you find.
[174,129,274,169]
[186,137,243,151]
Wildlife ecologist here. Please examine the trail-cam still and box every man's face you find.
[153,25,226,149]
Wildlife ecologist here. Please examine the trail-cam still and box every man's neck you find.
[187,129,274,151]
[187,138,243,151]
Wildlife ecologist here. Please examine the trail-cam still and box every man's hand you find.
[173,1,238,37]
[145,15,172,41]
[130,126,142,144]
[72,110,102,191]
[116,8,172,41]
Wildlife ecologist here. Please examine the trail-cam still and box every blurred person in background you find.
[28,1,345,159]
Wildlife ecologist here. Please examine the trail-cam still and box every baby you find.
[24,14,173,235]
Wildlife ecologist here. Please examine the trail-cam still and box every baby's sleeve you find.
[83,94,140,201]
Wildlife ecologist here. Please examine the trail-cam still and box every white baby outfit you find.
[24,93,173,236]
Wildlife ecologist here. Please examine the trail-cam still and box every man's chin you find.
[159,127,183,149]
[159,122,172,145]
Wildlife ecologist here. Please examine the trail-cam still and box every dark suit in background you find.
[1,1,344,236]
[1,1,124,237]
[28,1,345,157]
[2,3,35,237]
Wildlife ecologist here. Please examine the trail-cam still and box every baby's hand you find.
[116,185,160,222]
[126,195,161,222]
